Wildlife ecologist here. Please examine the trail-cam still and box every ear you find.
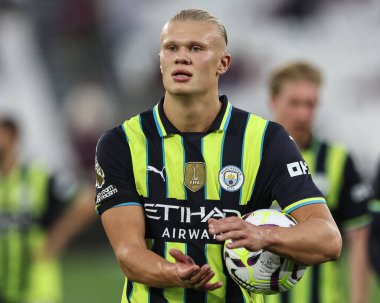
[159,52,163,74]
[216,53,231,75]
[269,96,276,110]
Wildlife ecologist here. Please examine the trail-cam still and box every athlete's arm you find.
[44,185,96,258]
[339,156,371,303]
[209,123,341,265]
[369,163,380,280]
[96,127,222,290]
[37,171,96,259]
[209,203,341,265]
[102,205,222,290]
[347,227,370,303]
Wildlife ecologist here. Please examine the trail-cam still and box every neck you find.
[293,132,313,150]
[0,151,17,176]
[163,92,222,132]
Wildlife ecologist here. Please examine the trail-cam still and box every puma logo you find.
[147,166,166,182]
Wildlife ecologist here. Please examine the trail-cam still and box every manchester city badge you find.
[219,165,244,192]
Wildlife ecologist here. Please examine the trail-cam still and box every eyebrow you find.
[162,40,208,47]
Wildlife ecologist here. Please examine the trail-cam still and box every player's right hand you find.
[169,248,223,291]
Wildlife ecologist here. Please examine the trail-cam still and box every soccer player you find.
[266,61,371,303]
[0,117,95,303]
[95,9,342,303]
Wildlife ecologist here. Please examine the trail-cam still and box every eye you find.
[190,45,202,52]
[167,45,177,51]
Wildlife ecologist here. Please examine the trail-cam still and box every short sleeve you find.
[251,122,325,214]
[95,126,141,215]
[372,163,380,202]
[39,171,80,229]
[369,162,380,277]
[338,155,371,230]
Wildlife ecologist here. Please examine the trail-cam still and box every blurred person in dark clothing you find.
[369,164,380,281]
[266,61,371,303]
[0,117,95,303]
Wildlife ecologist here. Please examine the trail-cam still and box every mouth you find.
[172,70,193,82]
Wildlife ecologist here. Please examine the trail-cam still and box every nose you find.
[297,104,313,123]
[175,51,191,65]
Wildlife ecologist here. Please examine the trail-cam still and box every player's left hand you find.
[208,217,269,252]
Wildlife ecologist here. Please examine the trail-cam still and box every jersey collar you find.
[153,95,232,137]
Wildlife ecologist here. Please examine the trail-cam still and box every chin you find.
[166,86,195,96]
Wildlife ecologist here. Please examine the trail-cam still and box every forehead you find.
[280,80,319,96]
[161,20,224,46]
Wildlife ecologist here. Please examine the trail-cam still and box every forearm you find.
[263,217,342,265]
[348,227,370,303]
[115,245,182,288]
[45,188,96,257]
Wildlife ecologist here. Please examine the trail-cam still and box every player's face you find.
[160,21,230,96]
[271,80,319,143]
[0,126,17,162]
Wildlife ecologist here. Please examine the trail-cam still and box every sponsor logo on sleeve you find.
[95,158,105,189]
[96,185,118,204]
[287,161,310,177]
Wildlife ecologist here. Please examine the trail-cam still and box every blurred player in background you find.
[96,9,342,303]
[266,61,371,303]
[0,117,95,303]
[369,164,380,282]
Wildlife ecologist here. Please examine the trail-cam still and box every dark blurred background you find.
[1,0,380,302]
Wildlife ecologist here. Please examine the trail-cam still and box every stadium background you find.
[0,0,379,302]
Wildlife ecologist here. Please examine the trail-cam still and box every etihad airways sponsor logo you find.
[144,204,241,223]
[162,227,216,240]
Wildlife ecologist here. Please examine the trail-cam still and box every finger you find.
[225,239,249,249]
[177,264,200,281]
[194,270,215,289]
[169,249,194,265]
[209,217,247,235]
[208,218,218,225]
[215,230,246,242]
[189,265,211,283]
[203,281,223,291]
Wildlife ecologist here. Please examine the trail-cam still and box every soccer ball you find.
[224,209,306,294]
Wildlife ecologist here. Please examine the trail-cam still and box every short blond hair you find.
[269,61,323,97]
[167,8,228,45]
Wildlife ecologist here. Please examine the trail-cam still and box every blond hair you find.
[269,61,323,96]
[167,8,228,45]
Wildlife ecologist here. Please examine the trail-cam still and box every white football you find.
[224,209,306,294]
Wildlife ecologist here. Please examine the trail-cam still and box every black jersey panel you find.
[95,127,141,215]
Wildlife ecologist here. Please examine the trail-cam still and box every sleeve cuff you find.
[369,199,380,213]
[96,201,142,215]
[343,214,371,231]
[282,197,326,214]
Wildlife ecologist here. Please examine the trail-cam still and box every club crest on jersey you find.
[184,162,205,192]
[219,165,244,192]
[95,158,105,189]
